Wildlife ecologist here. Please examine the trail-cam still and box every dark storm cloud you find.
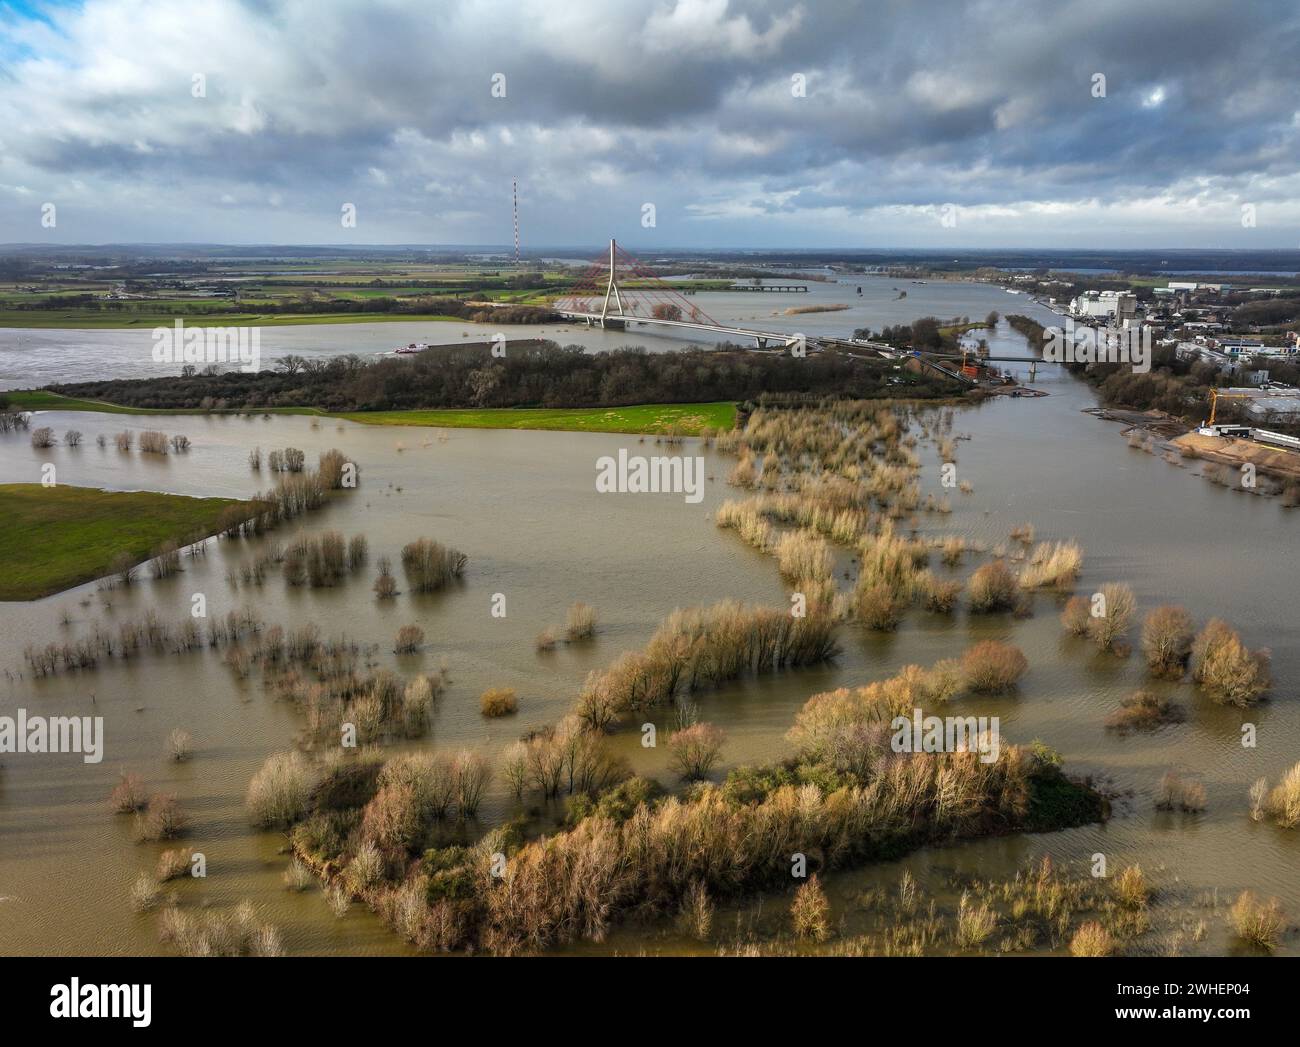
[0,0,1297,245]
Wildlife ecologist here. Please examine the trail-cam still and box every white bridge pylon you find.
[557,238,805,351]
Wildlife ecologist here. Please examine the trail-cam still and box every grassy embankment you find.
[0,310,470,328]
[0,484,252,600]
[7,391,736,435]
[4,390,318,415]
[333,402,736,435]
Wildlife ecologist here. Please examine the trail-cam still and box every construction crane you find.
[1198,388,1256,436]
[1206,388,1252,426]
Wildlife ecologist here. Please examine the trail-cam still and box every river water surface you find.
[1,280,1295,955]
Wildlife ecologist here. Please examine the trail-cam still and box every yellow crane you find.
[1206,388,1252,427]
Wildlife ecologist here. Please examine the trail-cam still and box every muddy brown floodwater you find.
[0,303,1296,956]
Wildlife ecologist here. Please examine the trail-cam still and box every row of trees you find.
[51,343,962,413]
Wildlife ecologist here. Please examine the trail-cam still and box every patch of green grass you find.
[3,391,321,416]
[6,390,736,434]
[333,402,737,435]
[0,484,252,600]
[5,390,156,414]
[0,310,472,329]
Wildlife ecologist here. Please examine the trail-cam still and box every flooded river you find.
[1,281,1296,956]
[1,274,1036,387]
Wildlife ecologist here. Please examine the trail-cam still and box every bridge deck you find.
[556,310,801,344]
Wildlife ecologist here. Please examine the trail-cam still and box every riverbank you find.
[0,311,472,329]
[1173,431,1300,484]
[0,484,252,600]
[5,391,737,435]
[333,402,736,435]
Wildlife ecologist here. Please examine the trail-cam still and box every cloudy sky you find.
[1,0,1298,249]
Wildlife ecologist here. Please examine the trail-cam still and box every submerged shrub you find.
[1156,772,1206,813]
[1114,865,1151,909]
[1060,595,1091,636]
[955,891,997,949]
[135,794,187,842]
[1141,605,1196,676]
[775,529,834,584]
[565,602,597,641]
[318,448,357,489]
[110,772,148,813]
[679,880,715,941]
[967,560,1018,613]
[1230,891,1283,951]
[283,858,314,891]
[138,430,170,455]
[131,873,161,913]
[1190,619,1271,706]
[856,581,907,630]
[480,688,519,718]
[373,555,398,599]
[401,538,468,592]
[918,571,962,613]
[159,900,285,956]
[1258,761,1300,828]
[247,751,314,828]
[156,848,194,882]
[166,728,194,762]
[1070,921,1114,956]
[668,722,725,781]
[961,641,1028,694]
[1105,690,1182,733]
[1018,541,1083,590]
[1088,583,1135,652]
[790,876,831,943]
[394,625,425,653]
[151,541,182,579]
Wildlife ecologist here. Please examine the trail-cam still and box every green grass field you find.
[334,402,737,435]
[0,310,471,329]
[3,390,319,415]
[0,484,252,600]
[6,391,737,434]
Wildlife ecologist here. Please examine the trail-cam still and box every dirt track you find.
[1172,432,1300,482]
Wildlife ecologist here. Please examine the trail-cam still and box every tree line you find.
[49,343,962,413]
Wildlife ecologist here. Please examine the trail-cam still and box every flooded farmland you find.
[1,287,1297,957]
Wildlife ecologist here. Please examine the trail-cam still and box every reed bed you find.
[157,900,284,957]
[20,605,264,677]
[565,602,597,641]
[1252,761,1300,828]
[574,599,839,731]
[286,720,1090,956]
[1017,541,1083,590]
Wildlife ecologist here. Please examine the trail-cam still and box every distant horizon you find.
[5,243,1300,258]
[3,1,1299,247]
